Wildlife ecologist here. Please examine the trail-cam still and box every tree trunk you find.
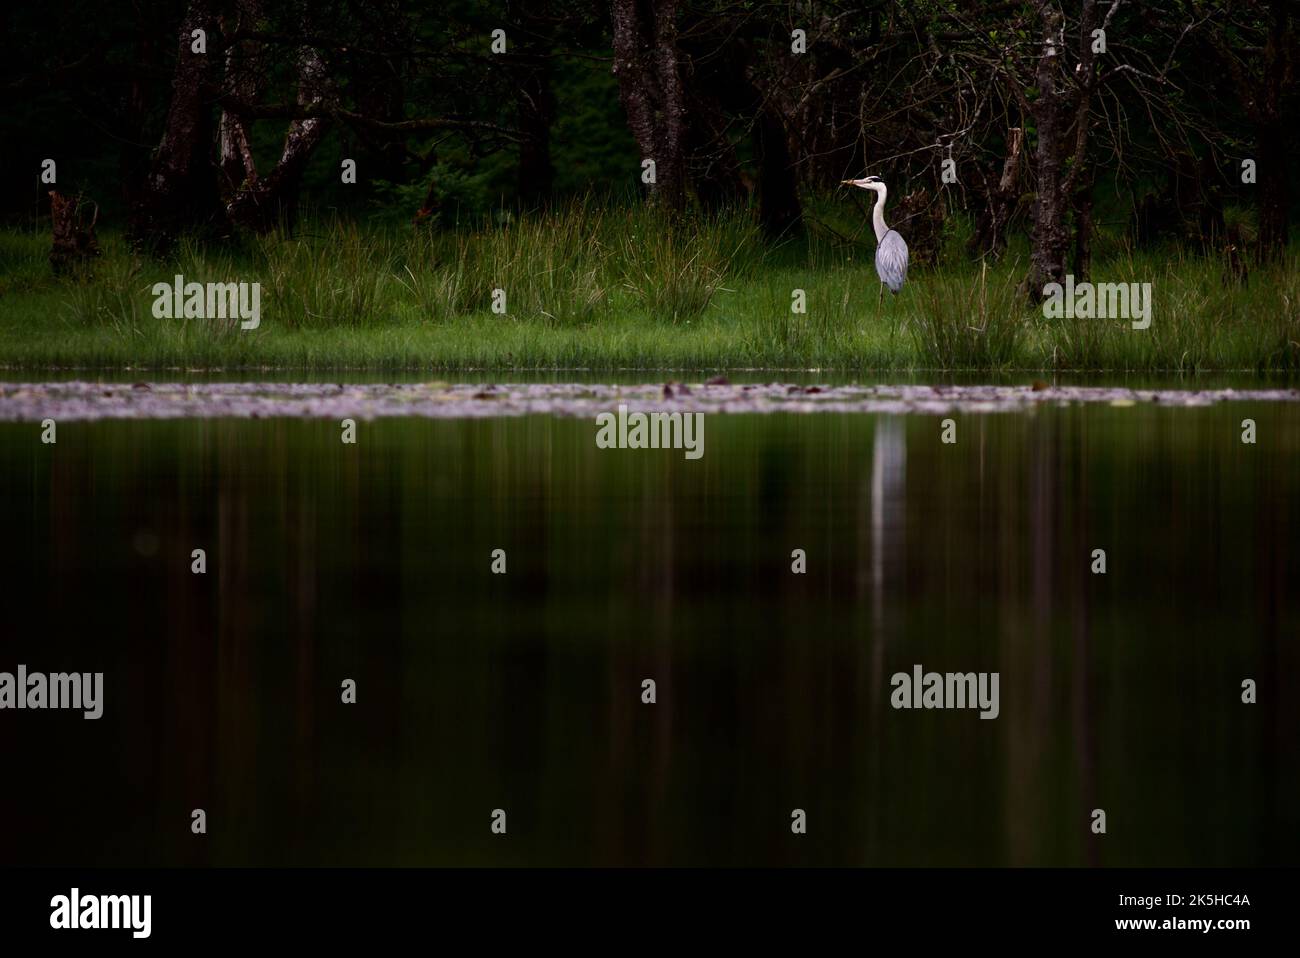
[1204,0,1293,261]
[1255,0,1292,260]
[218,0,264,202]
[128,0,223,251]
[686,90,746,212]
[1027,0,1099,297]
[1072,180,1094,282]
[755,106,802,238]
[120,30,154,223]
[611,0,688,212]
[515,58,556,209]
[1027,6,1069,297]
[1256,119,1290,260]
[971,126,1023,258]
[222,33,334,234]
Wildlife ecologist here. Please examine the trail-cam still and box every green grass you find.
[1,202,1297,375]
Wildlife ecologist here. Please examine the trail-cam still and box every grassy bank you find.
[2,203,1297,375]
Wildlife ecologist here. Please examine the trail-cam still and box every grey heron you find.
[843,176,909,294]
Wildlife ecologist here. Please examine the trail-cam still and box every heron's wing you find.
[875,231,909,292]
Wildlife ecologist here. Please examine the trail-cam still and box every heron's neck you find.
[871,187,889,242]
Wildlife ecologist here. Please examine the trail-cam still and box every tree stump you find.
[49,191,100,274]
[970,127,1024,258]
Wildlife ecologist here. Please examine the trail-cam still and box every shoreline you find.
[3,380,1298,423]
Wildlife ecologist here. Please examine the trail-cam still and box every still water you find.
[1,400,1297,866]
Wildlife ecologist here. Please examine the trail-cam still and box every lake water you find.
[1,383,1297,866]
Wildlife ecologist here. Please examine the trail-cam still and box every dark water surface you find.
[1,402,1297,866]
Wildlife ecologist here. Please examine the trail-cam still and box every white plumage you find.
[843,176,909,294]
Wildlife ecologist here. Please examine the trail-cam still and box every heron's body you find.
[875,230,908,294]
[844,176,909,293]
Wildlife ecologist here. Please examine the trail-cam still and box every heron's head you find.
[842,175,884,192]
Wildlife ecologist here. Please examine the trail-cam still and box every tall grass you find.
[250,203,759,328]
[1035,249,1300,373]
[258,223,388,329]
[616,209,761,322]
[452,204,613,325]
[0,226,50,297]
[911,261,1026,369]
[61,251,147,336]
[1,203,1297,374]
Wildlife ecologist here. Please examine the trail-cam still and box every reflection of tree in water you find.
[1003,414,1097,866]
[1003,414,1057,866]
[601,467,676,864]
[1070,419,1098,868]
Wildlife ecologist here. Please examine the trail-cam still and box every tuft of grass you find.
[0,226,51,296]
[456,204,613,325]
[391,227,474,321]
[61,250,148,337]
[257,222,390,329]
[911,261,1026,369]
[615,207,761,323]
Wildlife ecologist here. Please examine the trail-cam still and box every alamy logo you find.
[0,665,103,719]
[595,404,704,460]
[50,888,151,939]
[1042,274,1151,330]
[890,664,1000,720]
[151,274,261,329]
